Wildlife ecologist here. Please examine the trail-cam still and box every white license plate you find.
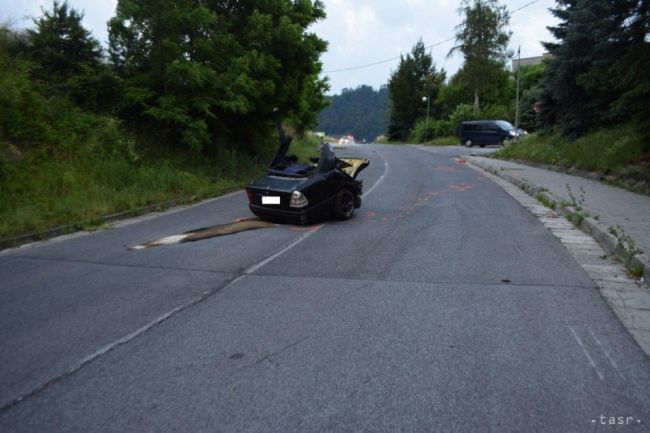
[262,196,280,205]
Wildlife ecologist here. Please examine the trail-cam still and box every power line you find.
[324,36,456,73]
[323,0,543,74]
[510,0,542,15]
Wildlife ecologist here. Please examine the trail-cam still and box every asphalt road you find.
[1,144,649,432]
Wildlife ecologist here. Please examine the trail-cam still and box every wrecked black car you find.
[246,143,369,225]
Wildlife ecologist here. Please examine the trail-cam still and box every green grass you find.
[421,136,459,146]
[535,192,556,210]
[0,149,269,240]
[495,125,649,174]
[289,134,321,163]
[374,136,459,146]
[0,133,321,241]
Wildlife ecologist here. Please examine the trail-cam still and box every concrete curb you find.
[467,156,649,287]
[0,191,244,250]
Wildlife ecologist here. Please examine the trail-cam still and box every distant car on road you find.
[458,120,521,147]
[335,134,355,148]
[247,144,369,225]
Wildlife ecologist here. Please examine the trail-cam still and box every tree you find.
[539,0,649,138]
[317,85,388,141]
[516,63,546,130]
[438,60,511,118]
[448,0,510,113]
[386,40,445,141]
[612,1,650,147]
[27,1,112,110]
[109,0,328,152]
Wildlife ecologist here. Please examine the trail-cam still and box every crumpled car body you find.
[246,144,369,225]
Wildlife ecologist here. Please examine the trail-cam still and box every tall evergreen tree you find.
[539,0,650,141]
[386,40,444,141]
[609,0,650,147]
[448,0,510,113]
[28,1,111,110]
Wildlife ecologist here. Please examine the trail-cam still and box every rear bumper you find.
[249,197,334,225]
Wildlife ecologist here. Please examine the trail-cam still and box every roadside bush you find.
[0,51,51,143]
[410,103,514,143]
[410,118,431,143]
[496,124,647,174]
[448,104,477,131]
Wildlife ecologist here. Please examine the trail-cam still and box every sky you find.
[0,0,559,94]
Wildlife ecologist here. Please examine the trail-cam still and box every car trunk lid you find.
[247,176,306,209]
[338,158,369,179]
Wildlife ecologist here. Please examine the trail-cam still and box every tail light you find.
[290,191,308,208]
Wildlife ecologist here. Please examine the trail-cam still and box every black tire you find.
[333,188,355,220]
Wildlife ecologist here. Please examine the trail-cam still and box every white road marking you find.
[362,155,389,198]
[589,330,625,380]
[569,326,604,380]
[78,295,206,365]
[244,227,324,274]
[3,283,230,411]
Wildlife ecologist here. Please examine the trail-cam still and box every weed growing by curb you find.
[535,188,556,210]
[563,184,589,226]
[609,224,644,277]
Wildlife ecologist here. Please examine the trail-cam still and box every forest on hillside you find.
[317,85,388,142]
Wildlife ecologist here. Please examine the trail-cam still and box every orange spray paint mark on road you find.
[449,183,473,192]
[433,165,457,173]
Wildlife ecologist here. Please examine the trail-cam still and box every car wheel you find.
[464,139,472,147]
[333,188,355,220]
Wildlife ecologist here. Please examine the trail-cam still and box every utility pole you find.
[514,45,521,142]
[422,96,430,143]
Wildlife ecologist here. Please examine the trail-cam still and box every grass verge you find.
[421,136,459,146]
[0,150,262,240]
[495,125,650,193]
[0,134,319,242]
